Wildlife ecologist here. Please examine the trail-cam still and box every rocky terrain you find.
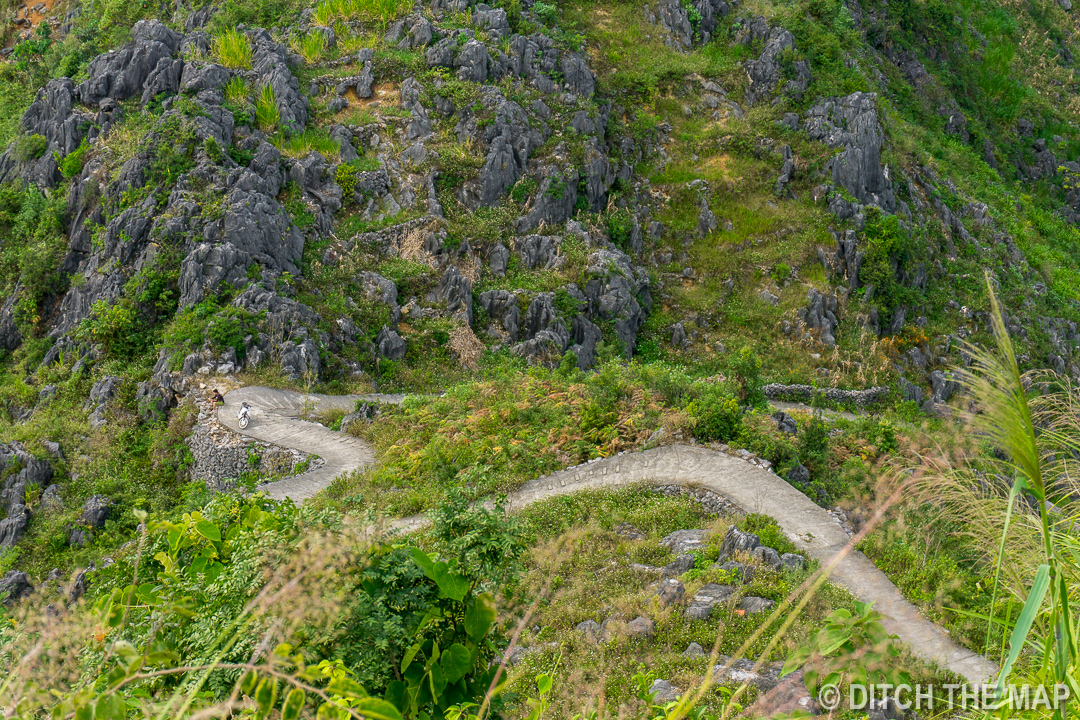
[0,0,1078,714]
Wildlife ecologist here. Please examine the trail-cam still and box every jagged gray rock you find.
[0,571,33,604]
[805,93,896,212]
[719,526,760,559]
[376,326,407,361]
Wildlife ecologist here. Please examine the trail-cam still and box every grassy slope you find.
[0,0,1077,684]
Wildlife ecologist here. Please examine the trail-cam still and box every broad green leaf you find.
[780,646,810,677]
[317,703,347,720]
[94,694,125,720]
[536,673,553,696]
[401,643,422,673]
[327,676,367,699]
[255,678,278,720]
[385,680,407,712]
[429,663,447,697]
[432,562,470,602]
[996,563,1050,693]
[195,519,221,542]
[240,670,259,695]
[409,548,437,580]
[817,628,850,656]
[356,698,405,720]
[441,643,472,684]
[281,689,305,720]
[465,593,496,640]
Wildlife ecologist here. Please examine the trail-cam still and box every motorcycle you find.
[237,402,251,429]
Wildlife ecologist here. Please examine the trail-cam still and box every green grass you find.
[210,28,252,69]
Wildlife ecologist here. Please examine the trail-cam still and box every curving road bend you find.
[217,386,403,501]
[221,386,996,684]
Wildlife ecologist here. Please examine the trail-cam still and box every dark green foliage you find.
[553,286,583,316]
[730,346,764,406]
[797,410,829,472]
[12,133,47,162]
[75,255,181,359]
[58,139,90,179]
[688,384,742,442]
[203,137,225,164]
[859,207,919,321]
[161,296,259,361]
[427,490,526,591]
[738,513,798,556]
[0,184,68,332]
[209,0,309,34]
[606,208,633,250]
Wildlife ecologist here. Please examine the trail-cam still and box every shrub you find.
[12,134,47,162]
[797,410,830,473]
[606,208,633,249]
[335,162,358,196]
[731,346,764,406]
[688,386,742,442]
[254,83,280,133]
[210,28,252,68]
[58,139,89,179]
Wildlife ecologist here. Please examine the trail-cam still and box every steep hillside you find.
[1,0,1079,714]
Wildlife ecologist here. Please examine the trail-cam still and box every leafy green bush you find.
[738,513,797,556]
[730,346,764,406]
[162,297,259,360]
[12,133,47,162]
[57,139,89,179]
[606,208,633,250]
[797,411,830,472]
[688,386,742,442]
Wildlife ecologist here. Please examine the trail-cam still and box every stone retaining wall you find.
[186,393,322,490]
[762,383,889,408]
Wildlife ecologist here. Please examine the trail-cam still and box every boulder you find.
[76,20,184,105]
[738,596,775,614]
[626,616,655,639]
[660,529,709,555]
[718,526,760,560]
[0,505,30,547]
[649,679,680,703]
[714,658,783,691]
[750,669,821,716]
[575,619,602,642]
[657,578,685,606]
[719,560,754,583]
[661,554,695,578]
[85,376,123,428]
[685,582,735,620]
[751,545,782,569]
[683,642,707,658]
[780,553,807,572]
[376,326,407,361]
[773,411,797,434]
[77,495,113,529]
[0,570,33,604]
[427,266,473,325]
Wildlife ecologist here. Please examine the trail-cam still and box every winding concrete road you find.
[221,386,996,684]
[217,386,403,501]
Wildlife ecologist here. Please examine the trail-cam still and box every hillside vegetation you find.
[1,0,1080,715]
